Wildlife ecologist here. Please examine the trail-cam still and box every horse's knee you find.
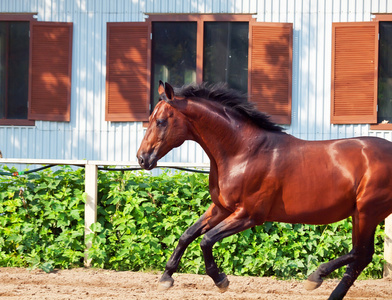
[177,232,190,248]
[200,235,213,251]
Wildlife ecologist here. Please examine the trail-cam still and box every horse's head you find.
[137,81,190,170]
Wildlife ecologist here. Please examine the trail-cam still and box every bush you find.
[0,165,386,279]
[0,166,85,272]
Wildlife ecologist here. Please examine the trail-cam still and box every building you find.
[1,0,392,164]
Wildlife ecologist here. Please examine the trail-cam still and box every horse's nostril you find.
[138,155,145,167]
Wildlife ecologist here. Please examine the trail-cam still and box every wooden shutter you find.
[29,22,73,122]
[331,22,378,124]
[249,22,292,125]
[106,23,150,122]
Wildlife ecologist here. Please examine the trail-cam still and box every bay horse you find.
[137,81,392,300]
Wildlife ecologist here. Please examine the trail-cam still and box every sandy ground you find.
[0,268,391,300]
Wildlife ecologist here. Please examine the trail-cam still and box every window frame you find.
[146,14,254,87]
[106,14,293,124]
[370,14,392,130]
[0,13,36,126]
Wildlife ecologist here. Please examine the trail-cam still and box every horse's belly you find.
[262,179,357,225]
[267,201,356,225]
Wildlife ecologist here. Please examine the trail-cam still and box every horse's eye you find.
[156,119,167,127]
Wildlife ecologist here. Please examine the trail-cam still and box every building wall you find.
[1,0,391,163]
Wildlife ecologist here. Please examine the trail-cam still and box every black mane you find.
[175,83,285,132]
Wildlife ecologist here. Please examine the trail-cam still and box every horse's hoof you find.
[157,278,174,291]
[304,278,323,291]
[216,276,230,293]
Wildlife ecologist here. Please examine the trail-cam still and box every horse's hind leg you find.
[305,216,377,299]
[305,251,355,290]
[158,204,230,291]
[327,217,376,300]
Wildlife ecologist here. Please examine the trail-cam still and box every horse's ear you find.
[164,82,175,102]
[158,80,174,103]
[158,80,165,101]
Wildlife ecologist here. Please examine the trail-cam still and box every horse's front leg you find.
[200,208,255,292]
[158,203,230,291]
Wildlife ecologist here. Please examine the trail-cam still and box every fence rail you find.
[0,158,209,267]
[1,158,391,277]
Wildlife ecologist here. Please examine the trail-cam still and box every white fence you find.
[0,158,391,277]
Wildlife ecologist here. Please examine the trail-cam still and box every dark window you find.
[377,22,392,124]
[203,22,248,94]
[151,21,248,108]
[0,21,29,120]
[151,22,197,107]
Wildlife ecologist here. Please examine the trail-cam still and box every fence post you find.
[84,162,98,267]
[384,215,392,277]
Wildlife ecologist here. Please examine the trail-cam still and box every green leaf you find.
[90,222,103,233]
[161,235,176,245]
[40,261,55,273]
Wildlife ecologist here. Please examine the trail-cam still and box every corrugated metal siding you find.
[0,0,392,164]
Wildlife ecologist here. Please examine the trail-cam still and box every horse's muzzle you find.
[137,153,157,170]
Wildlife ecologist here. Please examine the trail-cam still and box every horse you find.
[137,81,392,300]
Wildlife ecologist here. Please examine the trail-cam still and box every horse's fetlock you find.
[164,261,176,274]
[318,263,329,276]
[160,272,174,283]
[205,264,217,275]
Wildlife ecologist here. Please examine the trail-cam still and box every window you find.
[331,15,392,129]
[0,14,73,125]
[106,15,293,124]
[203,22,249,94]
[150,21,249,107]
[0,21,30,121]
[378,22,392,124]
[151,22,197,108]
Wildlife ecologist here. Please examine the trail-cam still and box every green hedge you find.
[0,165,385,279]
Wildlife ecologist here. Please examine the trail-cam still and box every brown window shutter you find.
[249,22,293,125]
[29,22,73,122]
[331,22,378,124]
[106,23,150,122]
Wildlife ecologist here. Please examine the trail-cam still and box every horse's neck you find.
[185,100,259,162]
